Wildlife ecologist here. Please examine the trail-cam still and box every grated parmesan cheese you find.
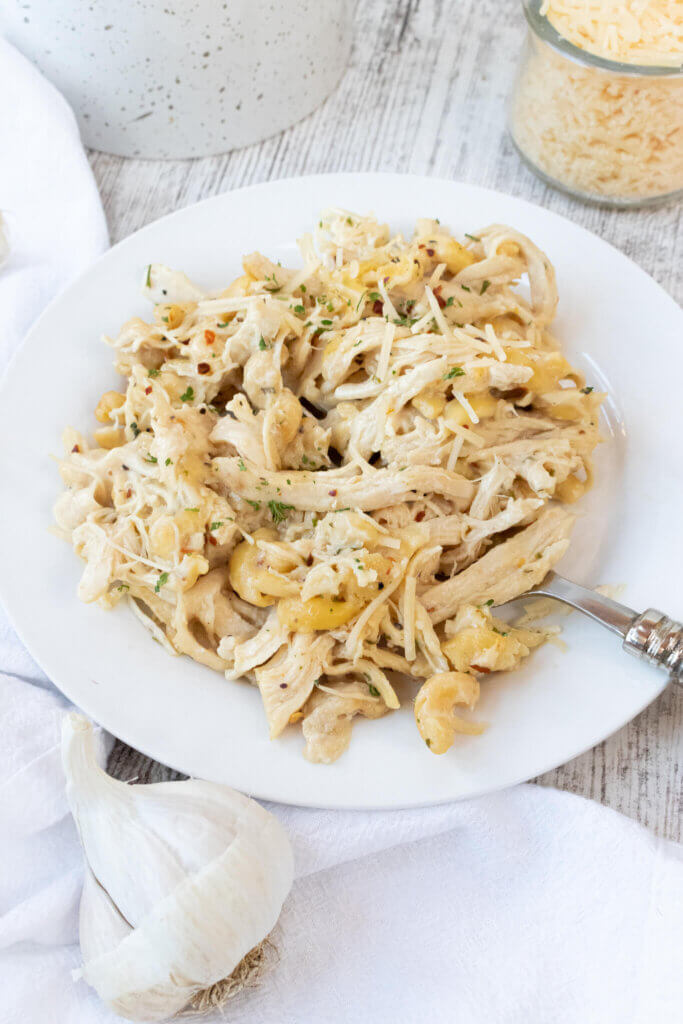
[541,1,683,66]
[511,3,683,201]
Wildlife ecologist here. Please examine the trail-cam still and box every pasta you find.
[55,209,604,761]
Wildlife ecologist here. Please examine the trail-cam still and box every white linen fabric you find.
[1,671,681,1024]
[0,34,108,684]
[0,37,680,1024]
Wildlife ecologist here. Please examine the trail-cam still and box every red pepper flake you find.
[197,362,211,374]
[418,244,425,250]
[71,444,80,453]
[204,329,215,345]
[372,300,383,315]
[415,511,425,522]
[471,664,491,674]
[435,293,446,309]
[426,248,435,257]
[328,489,337,496]
[208,535,217,546]
[144,386,152,395]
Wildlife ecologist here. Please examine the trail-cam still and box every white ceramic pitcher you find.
[1,0,352,158]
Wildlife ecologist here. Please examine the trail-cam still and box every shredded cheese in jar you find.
[509,0,683,204]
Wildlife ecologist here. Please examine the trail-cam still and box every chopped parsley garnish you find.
[258,336,269,350]
[145,264,152,288]
[465,233,481,242]
[445,296,455,307]
[148,368,160,377]
[210,521,223,531]
[165,457,172,466]
[368,291,381,302]
[484,598,494,606]
[154,572,169,593]
[356,291,367,311]
[493,627,509,636]
[185,507,199,512]
[217,321,230,328]
[480,280,491,294]
[581,386,594,394]
[180,386,194,402]
[264,274,281,293]
[237,458,246,471]
[368,683,380,697]
[443,366,465,379]
[117,583,130,592]
[300,284,307,293]
[130,422,140,437]
[293,304,305,313]
[144,454,158,463]
[268,500,294,524]
[246,499,261,511]
[461,284,471,292]
[161,316,169,323]
[321,319,333,326]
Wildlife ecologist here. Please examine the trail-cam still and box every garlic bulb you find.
[62,714,294,1022]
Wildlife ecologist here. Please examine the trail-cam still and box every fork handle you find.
[623,609,683,684]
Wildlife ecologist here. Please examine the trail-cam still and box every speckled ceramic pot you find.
[1,0,352,158]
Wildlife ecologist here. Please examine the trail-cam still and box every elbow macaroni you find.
[414,671,482,754]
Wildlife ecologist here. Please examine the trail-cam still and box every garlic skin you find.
[62,714,294,1022]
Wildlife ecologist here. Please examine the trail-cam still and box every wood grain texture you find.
[97,0,682,839]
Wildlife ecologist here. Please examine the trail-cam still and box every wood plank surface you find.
[95,0,682,840]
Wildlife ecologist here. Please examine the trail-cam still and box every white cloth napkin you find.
[0,34,108,685]
[0,37,681,1024]
[2,671,682,1024]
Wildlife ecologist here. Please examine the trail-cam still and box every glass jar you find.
[509,0,683,206]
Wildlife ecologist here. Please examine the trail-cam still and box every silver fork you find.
[512,571,683,684]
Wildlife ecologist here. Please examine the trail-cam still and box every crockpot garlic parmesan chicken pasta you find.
[55,210,603,763]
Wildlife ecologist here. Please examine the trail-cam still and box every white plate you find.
[0,173,681,809]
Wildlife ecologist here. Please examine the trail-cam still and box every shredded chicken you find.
[56,209,604,761]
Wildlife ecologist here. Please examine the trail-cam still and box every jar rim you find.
[522,0,683,77]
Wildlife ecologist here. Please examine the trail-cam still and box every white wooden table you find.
[93,0,682,840]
